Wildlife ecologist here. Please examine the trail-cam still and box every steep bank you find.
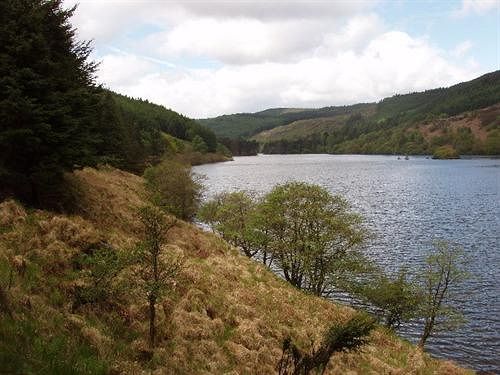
[0,166,471,374]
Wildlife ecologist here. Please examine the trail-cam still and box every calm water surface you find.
[194,154,500,373]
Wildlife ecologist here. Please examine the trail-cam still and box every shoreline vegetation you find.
[0,166,473,374]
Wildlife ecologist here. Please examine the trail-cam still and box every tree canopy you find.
[199,182,368,296]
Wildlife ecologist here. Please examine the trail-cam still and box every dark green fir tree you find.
[0,0,100,207]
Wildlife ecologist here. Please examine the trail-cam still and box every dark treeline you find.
[0,0,222,208]
[99,91,218,172]
[219,137,259,156]
[377,71,500,123]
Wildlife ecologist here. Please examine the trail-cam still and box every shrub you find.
[432,145,460,159]
[355,269,421,329]
[144,160,203,221]
[135,205,183,348]
[277,313,375,375]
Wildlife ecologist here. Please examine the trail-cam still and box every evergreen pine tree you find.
[0,0,99,207]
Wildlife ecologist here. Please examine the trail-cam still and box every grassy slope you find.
[0,167,471,374]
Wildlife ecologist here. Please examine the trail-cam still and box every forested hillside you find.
[0,0,226,207]
[97,91,221,172]
[201,71,500,156]
[198,104,373,139]
[260,103,500,155]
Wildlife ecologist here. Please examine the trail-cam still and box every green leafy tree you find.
[259,182,366,296]
[0,0,100,207]
[136,205,182,348]
[355,269,421,329]
[198,191,260,258]
[418,241,469,348]
[144,160,203,221]
[191,135,209,153]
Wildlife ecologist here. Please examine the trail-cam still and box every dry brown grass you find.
[0,167,473,374]
[64,166,146,238]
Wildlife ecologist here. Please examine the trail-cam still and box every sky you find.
[64,0,500,118]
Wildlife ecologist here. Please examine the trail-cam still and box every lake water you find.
[193,154,500,373]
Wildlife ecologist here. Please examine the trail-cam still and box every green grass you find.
[0,315,108,375]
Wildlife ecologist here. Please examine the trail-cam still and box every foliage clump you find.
[353,269,421,329]
[432,145,460,159]
[199,182,368,296]
[144,160,203,221]
[278,313,375,375]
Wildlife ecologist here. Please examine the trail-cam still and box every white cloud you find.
[451,40,474,57]
[147,18,328,65]
[317,14,385,56]
[64,0,486,118]
[97,31,480,118]
[98,52,157,87]
[65,0,375,43]
[453,0,499,17]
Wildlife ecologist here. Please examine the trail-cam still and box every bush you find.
[144,160,203,221]
[73,245,126,309]
[432,145,460,159]
[355,269,421,329]
[278,313,375,375]
[198,191,259,258]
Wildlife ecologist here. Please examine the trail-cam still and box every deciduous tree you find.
[136,205,182,348]
[144,160,203,221]
[418,241,468,348]
[260,182,366,296]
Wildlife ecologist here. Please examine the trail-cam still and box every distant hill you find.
[198,104,374,139]
[199,71,500,155]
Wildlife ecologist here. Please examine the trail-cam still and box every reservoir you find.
[194,154,500,373]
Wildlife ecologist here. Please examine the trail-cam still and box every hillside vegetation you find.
[260,103,499,155]
[0,167,470,374]
[95,91,229,172]
[200,71,500,155]
[198,104,374,139]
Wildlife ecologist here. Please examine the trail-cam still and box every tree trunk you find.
[419,318,433,348]
[0,286,13,318]
[149,294,156,348]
